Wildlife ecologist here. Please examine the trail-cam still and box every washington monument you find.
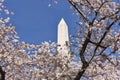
[57,18,70,58]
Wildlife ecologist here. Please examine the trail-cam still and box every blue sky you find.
[4,0,78,44]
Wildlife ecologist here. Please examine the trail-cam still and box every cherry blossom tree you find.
[0,0,71,80]
[66,0,120,80]
[0,19,70,80]
[0,26,72,80]
[0,0,120,80]
[0,24,71,79]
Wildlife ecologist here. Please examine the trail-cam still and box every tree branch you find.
[0,66,5,80]
[67,0,91,24]
[91,1,108,24]
[89,19,118,64]
[99,46,107,55]
[74,30,92,80]
[89,40,107,49]
[98,8,120,22]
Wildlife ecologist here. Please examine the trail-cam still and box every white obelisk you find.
[57,18,70,58]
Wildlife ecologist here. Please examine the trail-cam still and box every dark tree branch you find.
[68,0,91,24]
[89,19,118,64]
[98,8,120,22]
[85,0,94,9]
[80,30,92,64]
[0,66,5,80]
[91,1,108,24]
[74,69,86,80]
[89,40,107,49]
[99,46,107,55]
[106,57,118,66]
[74,30,92,80]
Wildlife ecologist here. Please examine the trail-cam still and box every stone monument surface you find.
[57,18,70,58]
